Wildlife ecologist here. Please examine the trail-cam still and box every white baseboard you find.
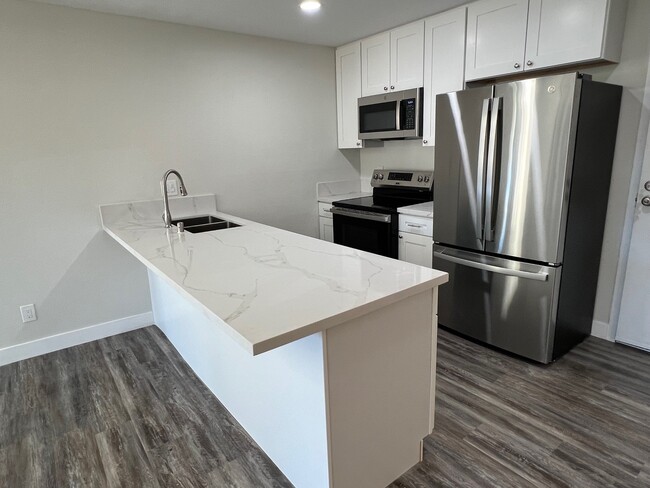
[591,319,613,341]
[0,312,153,367]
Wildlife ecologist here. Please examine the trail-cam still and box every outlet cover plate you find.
[20,304,37,323]
[166,179,179,196]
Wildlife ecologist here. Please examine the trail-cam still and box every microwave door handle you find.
[395,100,401,131]
[485,97,501,242]
[476,98,491,244]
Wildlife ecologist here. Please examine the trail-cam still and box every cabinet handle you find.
[356,141,361,146]
[514,63,521,69]
[423,140,428,144]
[390,85,395,90]
[384,86,388,91]
[398,235,403,239]
[527,60,533,66]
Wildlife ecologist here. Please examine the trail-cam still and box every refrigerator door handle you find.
[434,250,549,282]
[476,98,491,241]
[485,97,502,242]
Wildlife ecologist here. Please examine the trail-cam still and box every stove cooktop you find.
[333,196,428,214]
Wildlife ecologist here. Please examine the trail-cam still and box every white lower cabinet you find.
[319,217,334,242]
[398,232,433,268]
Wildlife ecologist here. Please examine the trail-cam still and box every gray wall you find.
[0,0,359,349]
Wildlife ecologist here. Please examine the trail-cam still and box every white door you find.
[525,0,610,71]
[390,21,425,92]
[422,8,467,147]
[398,232,433,267]
[336,42,362,149]
[465,0,529,81]
[319,217,334,243]
[616,126,650,350]
[361,32,390,96]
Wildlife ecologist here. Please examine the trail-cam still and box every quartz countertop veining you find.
[316,179,371,204]
[100,195,447,355]
[318,192,372,204]
[398,201,434,218]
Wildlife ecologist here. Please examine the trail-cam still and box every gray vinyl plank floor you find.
[1,326,649,487]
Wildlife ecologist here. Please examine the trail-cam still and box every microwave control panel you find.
[401,99,416,130]
[371,169,433,189]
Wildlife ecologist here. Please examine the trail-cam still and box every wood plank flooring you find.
[0,327,292,488]
[390,329,650,488]
[1,326,649,487]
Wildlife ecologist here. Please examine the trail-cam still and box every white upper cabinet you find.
[390,22,425,92]
[422,7,467,147]
[361,21,424,96]
[361,32,391,96]
[336,42,363,149]
[466,0,628,81]
[465,0,529,81]
[525,0,627,70]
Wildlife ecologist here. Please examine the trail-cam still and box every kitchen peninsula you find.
[100,194,447,488]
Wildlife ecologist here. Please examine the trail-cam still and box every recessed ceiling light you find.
[300,1,321,13]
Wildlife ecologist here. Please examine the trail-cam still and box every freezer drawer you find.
[433,245,561,363]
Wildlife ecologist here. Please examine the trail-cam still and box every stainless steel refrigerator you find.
[433,72,622,363]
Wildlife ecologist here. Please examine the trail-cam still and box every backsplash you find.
[360,140,434,187]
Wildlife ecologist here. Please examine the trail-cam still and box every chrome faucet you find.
[161,169,188,228]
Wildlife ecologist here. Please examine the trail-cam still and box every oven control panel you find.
[371,169,433,189]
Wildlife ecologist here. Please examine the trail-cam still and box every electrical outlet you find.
[166,179,179,196]
[20,304,37,323]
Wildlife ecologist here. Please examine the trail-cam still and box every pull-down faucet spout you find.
[161,169,188,228]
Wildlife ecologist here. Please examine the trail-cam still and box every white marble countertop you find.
[398,201,434,218]
[318,192,372,204]
[100,195,447,355]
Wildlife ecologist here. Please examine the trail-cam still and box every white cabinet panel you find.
[525,0,626,70]
[398,232,433,268]
[361,32,390,96]
[465,0,529,81]
[336,42,362,149]
[319,217,334,242]
[390,21,425,92]
[422,8,467,146]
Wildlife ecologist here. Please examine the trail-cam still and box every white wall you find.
[0,0,358,350]
[581,0,650,334]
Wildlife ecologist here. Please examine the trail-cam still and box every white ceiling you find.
[30,0,469,47]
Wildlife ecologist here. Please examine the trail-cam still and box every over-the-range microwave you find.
[358,87,423,140]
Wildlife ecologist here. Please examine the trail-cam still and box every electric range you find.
[331,169,433,258]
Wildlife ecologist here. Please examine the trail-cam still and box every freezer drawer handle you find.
[434,251,549,282]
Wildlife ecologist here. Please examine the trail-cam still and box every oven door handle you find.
[330,207,392,223]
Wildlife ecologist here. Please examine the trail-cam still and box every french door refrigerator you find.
[433,72,621,363]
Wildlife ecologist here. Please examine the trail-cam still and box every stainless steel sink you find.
[171,215,242,233]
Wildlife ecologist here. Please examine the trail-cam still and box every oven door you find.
[331,208,397,258]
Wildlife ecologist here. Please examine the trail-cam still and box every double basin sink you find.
[171,215,241,234]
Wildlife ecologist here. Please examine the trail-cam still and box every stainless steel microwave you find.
[358,87,423,140]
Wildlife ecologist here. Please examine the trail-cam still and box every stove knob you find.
[373,174,379,179]
[417,176,424,182]
[378,174,384,180]
[424,176,430,183]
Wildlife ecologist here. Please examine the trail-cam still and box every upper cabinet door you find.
[390,21,425,92]
[336,42,362,149]
[525,0,626,71]
[361,32,390,96]
[465,0,529,81]
[422,8,467,147]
